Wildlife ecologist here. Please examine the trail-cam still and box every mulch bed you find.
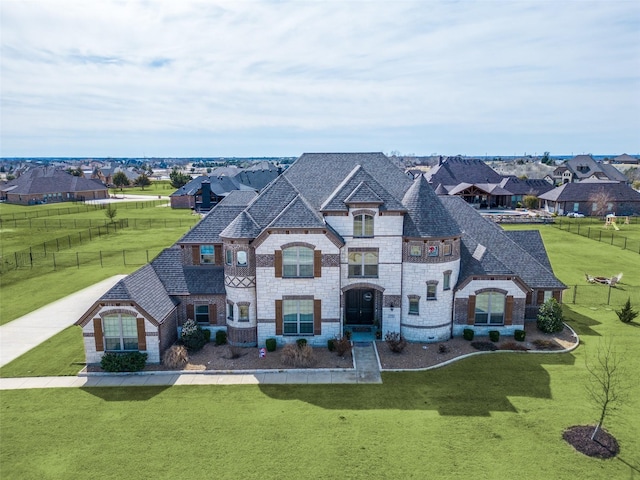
[563,425,620,459]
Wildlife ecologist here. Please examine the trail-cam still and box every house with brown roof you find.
[538,180,640,216]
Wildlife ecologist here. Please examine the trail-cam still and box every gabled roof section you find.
[344,182,384,205]
[149,248,226,296]
[244,174,299,229]
[1,167,108,195]
[268,195,326,229]
[178,200,249,244]
[100,263,177,322]
[440,196,565,289]
[426,157,503,186]
[284,153,413,210]
[539,182,640,202]
[320,164,407,213]
[402,175,461,238]
[220,211,262,239]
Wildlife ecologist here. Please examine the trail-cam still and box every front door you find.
[345,289,375,325]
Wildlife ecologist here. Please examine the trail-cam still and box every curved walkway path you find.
[0,275,126,368]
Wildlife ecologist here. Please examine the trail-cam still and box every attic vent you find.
[472,244,486,261]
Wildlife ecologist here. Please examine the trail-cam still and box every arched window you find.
[283,246,314,277]
[353,214,374,237]
[475,292,505,325]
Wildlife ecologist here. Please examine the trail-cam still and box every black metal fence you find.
[553,218,640,254]
[563,283,639,307]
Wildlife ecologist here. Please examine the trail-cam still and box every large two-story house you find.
[77,153,565,364]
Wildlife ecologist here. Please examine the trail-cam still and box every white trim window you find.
[348,250,378,278]
[103,314,137,351]
[195,305,209,324]
[237,250,248,267]
[283,246,314,278]
[283,299,314,335]
[353,214,374,237]
[475,292,505,325]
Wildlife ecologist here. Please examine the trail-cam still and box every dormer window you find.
[353,214,374,237]
[200,245,214,264]
[283,246,314,278]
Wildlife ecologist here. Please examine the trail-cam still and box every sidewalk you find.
[0,275,126,368]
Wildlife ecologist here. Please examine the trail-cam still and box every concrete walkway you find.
[0,275,126,368]
[352,342,382,383]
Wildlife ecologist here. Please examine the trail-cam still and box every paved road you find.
[0,275,126,368]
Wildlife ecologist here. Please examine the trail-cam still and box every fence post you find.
[607,284,612,305]
[123,250,126,265]
[611,233,614,245]
[598,231,602,242]
[53,253,57,271]
[577,224,580,235]
[573,285,577,304]
[587,227,590,238]
[623,237,627,250]
[100,251,103,268]
[76,252,80,269]
[146,250,149,263]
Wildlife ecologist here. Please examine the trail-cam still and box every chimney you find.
[201,179,212,210]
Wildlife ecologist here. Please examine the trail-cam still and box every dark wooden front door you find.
[345,289,375,325]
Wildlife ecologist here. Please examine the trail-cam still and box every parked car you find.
[566,212,585,218]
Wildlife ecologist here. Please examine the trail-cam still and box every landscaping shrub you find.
[438,344,449,354]
[181,319,207,352]
[296,338,308,349]
[499,341,529,351]
[327,338,335,352]
[463,328,474,341]
[203,329,211,343]
[100,351,147,372]
[162,345,189,369]
[489,330,500,342]
[385,332,407,353]
[333,336,352,356]
[266,338,277,352]
[615,298,639,324]
[514,329,526,342]
[281,343,314,368]
[537,298,564,333]
[215,330,227,346]
[470,341,498,351]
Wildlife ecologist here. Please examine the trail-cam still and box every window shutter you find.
[467,295,476,325]
[93,318,104,352]
[137,318,146,351]
[275,300,283,335]
[314,250,322,278]
[274,250,282,278]
[553,290,562,303]
[526,291,532,305]
[505,295,514,325]
[314,299,322,335]
[215,246,222,265]
[192,246,200,265]
[186,304,194,320]
[537,290,545,305]
[209,304,217,324]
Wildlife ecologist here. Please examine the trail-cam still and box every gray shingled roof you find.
[402,175,461,238]
[269,195,327,229]
[220,211,262,239]
[178,191,257,244]
[183,266,226,294]
[426,157,503,186]
[1,167,108,195]
[101,263,177,322]
[539,182,640,202]
[149,248,226,295]
[245,174,299,229]
[169,175,252,197]
[440,196,565,289]
[320,164,407,212]
[284,153,413,210]
[500,177,555,196]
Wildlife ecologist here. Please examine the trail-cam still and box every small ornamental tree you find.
[104,204,117,223]
[180,319,207,352]
[615,298,638,324]
[537,298,564,333]
[112,171,130,191]
[134,173,151,190]
[523,195,539,209]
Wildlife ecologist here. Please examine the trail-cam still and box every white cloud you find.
[1,0,639,156]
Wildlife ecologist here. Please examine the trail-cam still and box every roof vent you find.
[472,244,486,261]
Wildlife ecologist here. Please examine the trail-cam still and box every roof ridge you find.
[320,164,362,210]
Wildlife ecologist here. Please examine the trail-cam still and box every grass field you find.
[1,222,639,479]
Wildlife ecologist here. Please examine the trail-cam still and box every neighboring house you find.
[538,180,640,216]
[170,162,280,210]
[0,167,108,205]
[613,153,639,165]
[551,155,628,184]
[426,157,553,208]
[77,153,565,365]
[95,164,140,186]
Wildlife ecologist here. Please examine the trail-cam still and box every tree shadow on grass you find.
[259,352,576,416]
[563,306,604,337]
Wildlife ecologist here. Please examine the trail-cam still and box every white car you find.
[566,212,585,218]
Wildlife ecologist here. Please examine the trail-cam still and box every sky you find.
[1,0,639,158]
